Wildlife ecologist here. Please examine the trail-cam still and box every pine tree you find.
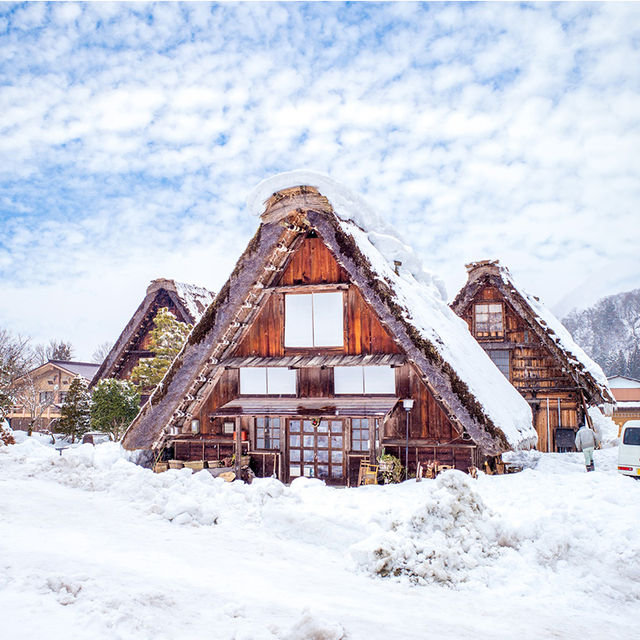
[91,379,140,439]
[58,376,92,442]
[130,308,191,390]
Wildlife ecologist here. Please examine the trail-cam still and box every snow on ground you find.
[1,438,639,640]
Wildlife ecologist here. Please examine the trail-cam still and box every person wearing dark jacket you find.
[575,424,598,471]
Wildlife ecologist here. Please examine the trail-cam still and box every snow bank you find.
[279,610,345,640]
[351,471,517,585]
[3,436,640,616]
[588,406,619,446]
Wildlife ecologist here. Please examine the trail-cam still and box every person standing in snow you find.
[575,424,599,472]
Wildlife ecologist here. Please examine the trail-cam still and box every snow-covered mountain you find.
[562,288,640,378]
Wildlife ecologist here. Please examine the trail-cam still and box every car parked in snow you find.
[618,420,640,478]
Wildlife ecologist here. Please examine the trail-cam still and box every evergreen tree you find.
[91,379,140,439]
[130,308,191,390]
[58,376,92,442]
[628,345,640,379]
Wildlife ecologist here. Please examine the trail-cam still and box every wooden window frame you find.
[283,290,346,351]
[254,416,282,451]
[351,418,370,452]
[487,349,510,379]
[474,302,505,339]
[238,367,297,396]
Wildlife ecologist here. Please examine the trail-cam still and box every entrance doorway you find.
[288,419,344,482]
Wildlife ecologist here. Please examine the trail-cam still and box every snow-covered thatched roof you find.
[123,172,535,455]
[452,260,614,405]
[91,278,215,386]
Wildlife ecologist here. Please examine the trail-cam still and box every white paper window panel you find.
[312,292,344,347]
[335,366,396,394]
[363,366,395,394]
[239,367,267,394]
[284,292,344,347]
[334,366,364,394]
[284,294,313,347]
[239,367,296,394]
[266,367,296,394]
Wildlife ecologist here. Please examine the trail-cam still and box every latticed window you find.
[475,303,504,336]
[351,418,369,451]
[488,349,510,378]
[255,417,280,450]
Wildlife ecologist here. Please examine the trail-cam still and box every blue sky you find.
[1,2,639,360]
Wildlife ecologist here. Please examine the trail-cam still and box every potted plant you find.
[377,453,403,484]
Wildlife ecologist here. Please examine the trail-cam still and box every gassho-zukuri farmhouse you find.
[121,172,542,485]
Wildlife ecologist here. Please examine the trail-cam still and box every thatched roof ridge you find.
[451,260,613,405]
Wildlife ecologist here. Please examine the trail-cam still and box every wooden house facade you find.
[91,278,215,390]
[452,261,613,452]
[122,179,535,486]
[607,375,640,433]
[8,360,99,432]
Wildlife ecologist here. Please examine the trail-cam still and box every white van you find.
[618,420,640,477]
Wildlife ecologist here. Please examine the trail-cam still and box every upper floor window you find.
[334,366,396,395]
[239,367,296,395]
[284,292,344,348]
[475,303,504,337]
[39,391,54,404]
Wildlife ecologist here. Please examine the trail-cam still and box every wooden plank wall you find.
[385,364,458,441]
[279,236,350,285]
[458,285,583,451]
[233,237,401,358]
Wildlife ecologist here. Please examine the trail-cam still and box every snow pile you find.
[588,406,619,446]
[1,440,303,530]
[0,419,15,446]
[2,436,640,639]
[351,471,516,585]
[279,610,345,640]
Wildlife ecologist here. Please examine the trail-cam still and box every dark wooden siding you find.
[279,236,350,285]
[457,284,583,452]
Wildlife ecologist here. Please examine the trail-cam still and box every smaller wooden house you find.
[8,360,100,432]
[452,261,614,452]
[608,375,640,433]
[122,174,536,484]
[91,278,215,390]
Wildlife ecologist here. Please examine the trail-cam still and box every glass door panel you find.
[288,418,344,482]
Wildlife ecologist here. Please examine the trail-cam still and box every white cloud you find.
[0,2,639,358]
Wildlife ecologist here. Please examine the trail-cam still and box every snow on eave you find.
[173,281,216,323]
[496,265,613,403]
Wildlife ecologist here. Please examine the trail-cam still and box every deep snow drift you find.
[1,436,639,640]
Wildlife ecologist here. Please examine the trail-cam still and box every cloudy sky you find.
[1,2,639,361]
